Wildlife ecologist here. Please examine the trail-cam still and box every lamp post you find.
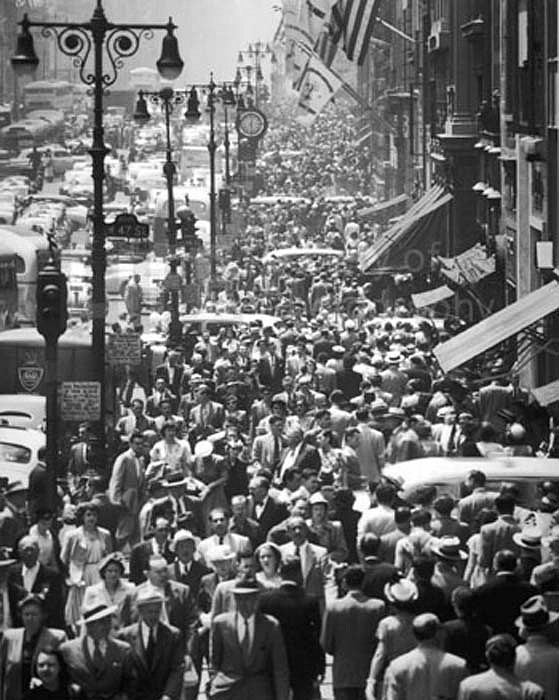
[133,87,184,345]
[237,41,271,108]
[11,1,183,464]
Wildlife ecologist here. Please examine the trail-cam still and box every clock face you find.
[237,110,267,138]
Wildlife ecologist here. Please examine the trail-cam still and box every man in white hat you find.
[60,601,136,700]
[380,351,407,407]
[118,587,184,700]
[167,529,209,598]
[431,536,468,604]
[208,580,289,700]
[382,613,467,700]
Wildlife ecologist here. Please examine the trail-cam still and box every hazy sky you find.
[97,0,280,85]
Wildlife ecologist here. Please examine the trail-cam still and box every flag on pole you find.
[331,0,385,65]
[296,54,343,125]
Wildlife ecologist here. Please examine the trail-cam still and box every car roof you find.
[0,425,45,448]
[179,312,281,328]
[383,457,559,493]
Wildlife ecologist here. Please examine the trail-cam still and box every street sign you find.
[164,272,183,292]
[104,213,149,239]
[60,382,101,421]
[107,333,142,366]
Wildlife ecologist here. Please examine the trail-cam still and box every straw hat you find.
[431,536,468,561]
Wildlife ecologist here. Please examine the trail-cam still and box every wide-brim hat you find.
[332,345,345,355]
[5,481,27,496]
[172,529,196,548]
[232,579,261,596]
[516,595,559,634]
[513,529,542,551]
[207,544,236,564]
[80,602,117,624]
[431,536,468,561]
[385,351,402,364]
[309,492,329,507]
[384,579,418,604]
[136,586,165,607]
[98,552,126,576]
[194,440,214,459]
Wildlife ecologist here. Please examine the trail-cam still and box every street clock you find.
[236,109,268,139]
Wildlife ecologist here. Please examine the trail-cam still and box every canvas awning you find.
[433,280,559,373]
[438,244,496,286]
[412,285,455,309]
[359,185,453,272]
[358,193,409,219]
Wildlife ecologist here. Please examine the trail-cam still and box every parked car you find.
[0,425,45,487]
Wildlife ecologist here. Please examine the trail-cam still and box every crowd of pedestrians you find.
[2,101,559,700]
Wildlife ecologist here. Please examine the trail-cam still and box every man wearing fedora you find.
[515,595,559,699]
[431,536,469,605]
[513,528,543,582]
[60,601,137,700]
[382,613,467,700]
[118,587,185,700]
[380,351,407,407]
[531,527,559,593]
[208,580,289,700]
[167,529,210,599]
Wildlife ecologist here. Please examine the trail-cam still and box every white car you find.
[0,425,45,488]
[0,394,45,430]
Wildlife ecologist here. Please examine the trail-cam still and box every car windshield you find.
[0,441,31,463]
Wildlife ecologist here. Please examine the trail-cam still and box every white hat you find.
[384,579,418,604]
[207,544,236,563]
[172,529,196,548]
[194,440,214,459]
[80,601,117,624]
[136,586,165,607]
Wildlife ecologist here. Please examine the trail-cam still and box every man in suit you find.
[133,555,199,656]
[248,475,289,543]
[146,377,178,418]
[472,549,538,639]
[278,428,321,482]
[66,422,93,488]
[7,536,64,629]
[188,384,225,438]
[383,613,467,700]
[458,633,544,700]
[60,601,137,700]
[457,469,498,527]
[359,533,400,601]
[210,553,260,620]
[251,415,286,472]
[129,517,174,585]
[321,565,386,700]
[156,349,186,399]
[197,508,252,566]
[479,494,520,572]
[378,507,411,565]
[0,593,67,700]
[108,430,146,549]
[260,557,325,700]
[167,529,210,598]
[208,580,290,700]
[118,587,184,700]
[229,496,261,550]
[256,341,285,393]
[152,398,185,437]
[279,516,334,613]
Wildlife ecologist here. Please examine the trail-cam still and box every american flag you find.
[328,0,384,66]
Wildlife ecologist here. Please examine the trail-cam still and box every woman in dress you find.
[255,543,283,589]
[60,502,112,634]
[82,552,135,632]
[148,421,193,479]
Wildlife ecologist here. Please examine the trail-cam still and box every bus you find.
[22,80,74,112]
[0,244,18,331]
[0,226,51,324]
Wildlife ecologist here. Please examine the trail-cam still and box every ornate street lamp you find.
[11,1,183,467]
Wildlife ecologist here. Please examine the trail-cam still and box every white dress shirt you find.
[141,620,157,648]
[22,562,40,593]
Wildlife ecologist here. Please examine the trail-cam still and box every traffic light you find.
[179,209,198,238]
[36,264,68,341]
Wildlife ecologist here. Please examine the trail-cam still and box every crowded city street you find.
[0,0,558,699]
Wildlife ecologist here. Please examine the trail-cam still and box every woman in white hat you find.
[83,552,135,632]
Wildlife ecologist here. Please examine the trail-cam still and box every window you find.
[0,442,31,464]
[549,59,559,127]
[531,163,544,213]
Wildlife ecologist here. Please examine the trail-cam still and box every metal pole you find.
[224,103,231,186]
[45,340,58,510]
[208,78,217,289]
[89,2,108,465]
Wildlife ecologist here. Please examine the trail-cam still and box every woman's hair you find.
[255,543,282,572]
[76,501,99,524]
[33,646,70,690]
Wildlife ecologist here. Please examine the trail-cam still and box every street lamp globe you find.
[184,87,201,123]
[156,19,184,81]
[11,15,39,77]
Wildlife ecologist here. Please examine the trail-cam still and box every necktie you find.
[272,436,280,467]
[448,424,456,454]
[135,416,141,430]
[146,627,155,667]
[241,617,251,660]
[93,640,104,670]
[218,535,225,545]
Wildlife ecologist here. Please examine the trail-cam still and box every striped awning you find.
[359,185,453,272]
[433,281,559,373]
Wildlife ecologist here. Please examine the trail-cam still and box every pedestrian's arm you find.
[320,608,333,655]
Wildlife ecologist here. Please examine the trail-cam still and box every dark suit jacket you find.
[129,539,174,585]
[117,622,184,700]
[155,363,186,398]
[249,497,289,543]
[66,441,91,478]
[256,356,285,392]
[361,559,400,601]
[209,611,289,700]
[132,580,198,653]
[146,390,178,417]
[259,583,325,685]
[7,563,64,629]
[472,573,538,638]
[60,636,137,699]
[167,559,210,599]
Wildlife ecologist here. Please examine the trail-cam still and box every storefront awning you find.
[358,193,409,219]
[433,280,559,373]
[412,285,455,309]
[359,185,453,272]
[437,243,496,286]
